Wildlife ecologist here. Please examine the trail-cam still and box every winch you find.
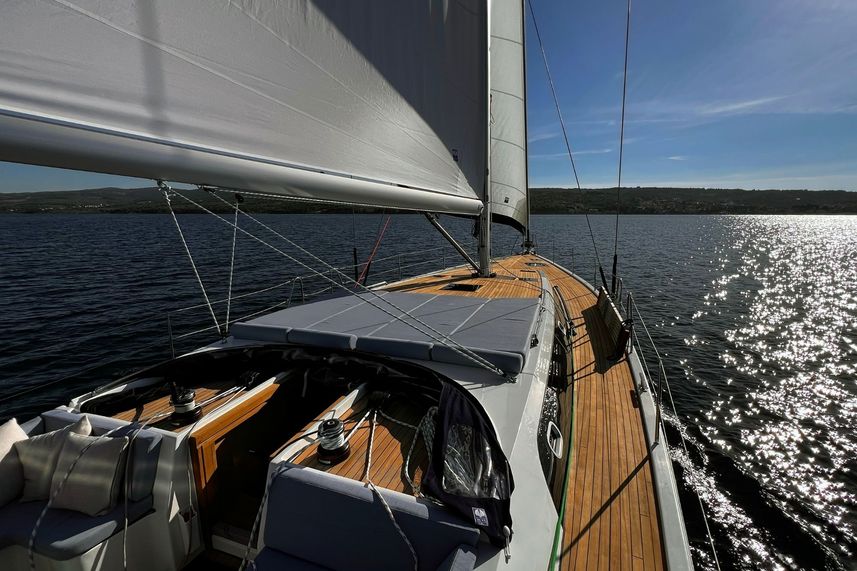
[317,418,350,465]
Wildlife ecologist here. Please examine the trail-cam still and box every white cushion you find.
[50,433,130,516]
[14,416,92,501]
[0,419,28,507]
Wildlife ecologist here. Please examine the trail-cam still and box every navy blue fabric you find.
[0,496,153,560]
[438,545,478,571]
[262,463,479,571]
[253,548,331,570]
[423,384,514,546]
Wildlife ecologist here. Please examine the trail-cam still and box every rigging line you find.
[159,182,223,338]
[526,0,609,291]
[612,0,632,295]
[210,194,509,379]
[171,189,510,380]
[358,214,392,284]
[202,191,508,378]
[225,196,241,335]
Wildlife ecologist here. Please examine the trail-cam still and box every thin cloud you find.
[530,148,613,160]
[528,125,561,143]
[698,96,788,116]
[667,156,687,161]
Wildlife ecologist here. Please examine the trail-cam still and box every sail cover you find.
[0,0,487,215]
[489,0,529,233]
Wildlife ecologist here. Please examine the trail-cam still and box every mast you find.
[478,0,493,277]
[522,0,534,252]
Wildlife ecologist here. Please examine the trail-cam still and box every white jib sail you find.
[0,0,488,215]
[490,0,529,232]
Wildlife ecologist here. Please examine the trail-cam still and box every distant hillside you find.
[530,187,857,214]
[0,186,855,214]
[0,187,366,214]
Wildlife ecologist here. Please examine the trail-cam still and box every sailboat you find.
[0,1,695,570]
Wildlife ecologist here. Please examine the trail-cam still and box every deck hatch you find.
[442,283,483,292]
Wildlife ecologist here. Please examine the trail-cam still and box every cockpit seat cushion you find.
[257,463,480,571]
[36,410,163,503]
[14,416,92,502]
[0,494,153,560]
[49,433,130,516]
[0,419,28,508]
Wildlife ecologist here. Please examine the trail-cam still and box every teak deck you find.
[392,255,664,571]
[292,396,429,494]
[107,254,663,569]
[111,379,237,432]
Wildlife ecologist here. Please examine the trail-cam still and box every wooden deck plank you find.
[436,255,664,571]
[111,380,237,432]
[293,397,429,495]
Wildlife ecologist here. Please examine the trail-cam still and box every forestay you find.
[0,0,487,215]
[490,0,529,233]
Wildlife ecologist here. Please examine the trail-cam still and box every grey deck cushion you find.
[0,419,28,508]
[431,345,525,375]
[355,337,433,361]
[50,434,129,516]
[229,323,290,343]
[233,292,541,373]
[262,464,479,571]
[0,495,152,560]
[253,549,331,571]
[15,416,92,501]
[287,329,356,350]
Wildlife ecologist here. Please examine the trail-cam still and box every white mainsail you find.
[0,0,487,214]
[489,0,529,232]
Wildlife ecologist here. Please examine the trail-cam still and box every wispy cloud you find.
[527,125,561,143]
[698,96,788,116]
[667,155,687,161]
[530,148,613,160]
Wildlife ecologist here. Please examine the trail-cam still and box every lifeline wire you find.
[526,0,609,291]
[170,188,511,380]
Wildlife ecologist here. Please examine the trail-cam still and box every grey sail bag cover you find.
[14,416,92,501]
[50,433,130,516]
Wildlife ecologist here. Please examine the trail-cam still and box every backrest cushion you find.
[106,425,163,502]
[14,415,92,501]
[0,418,28,507]
[264,464,479,571]
[50,433,129,516]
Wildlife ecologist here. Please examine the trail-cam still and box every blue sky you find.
[526,0,857,190]
[1,0,855,192]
